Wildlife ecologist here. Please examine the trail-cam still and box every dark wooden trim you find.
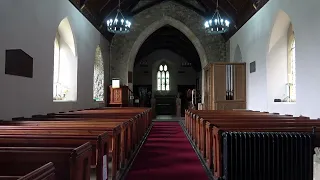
[131,0,165,15]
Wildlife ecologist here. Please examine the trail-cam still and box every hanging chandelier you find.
[106,0,131,34]
[204,0,230,34]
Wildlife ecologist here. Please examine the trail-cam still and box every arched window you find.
[157,64,169,91]
[53,17,78,101]
[93,46,104,101]
[287,24,296,102]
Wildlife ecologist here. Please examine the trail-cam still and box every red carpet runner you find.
[125,122,208,180]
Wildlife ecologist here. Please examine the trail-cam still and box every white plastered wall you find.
[229,0,320,118]
[0,0,109,120]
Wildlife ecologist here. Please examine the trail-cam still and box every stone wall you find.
[110,0,227,84]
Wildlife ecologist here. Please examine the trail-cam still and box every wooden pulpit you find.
[109,85,129,107]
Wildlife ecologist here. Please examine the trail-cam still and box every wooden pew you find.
[185,109,279,136]
[188,109,307,144]
[0,132,109,180]
[4,107,151,180]
[0,162,55,180]
[186,109,319,179]
[198,116,297,156]
[49,107,152,130]
[192,112,296,148]
[0,121,130,169]
[24,116,140,150]
[31,110,149,144]
[0,142,91,180]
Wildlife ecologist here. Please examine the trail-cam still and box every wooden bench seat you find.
[185,109,319,180]
[48,113,149,132]
[4,107,152,180]
[198,118,299,155]
[0,162,55,180]
[31,113,148,141]
[191,114,296,147]
[185,110,298,136]
[0,132,109,180]
[0,143,91,180]
[0,121,132,168]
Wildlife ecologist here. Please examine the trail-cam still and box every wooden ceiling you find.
[71,0,269,41]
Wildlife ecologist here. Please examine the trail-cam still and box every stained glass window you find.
[157,64,169,91]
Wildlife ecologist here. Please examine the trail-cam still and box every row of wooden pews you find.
[185,109,320,180]
[0,107,152,180]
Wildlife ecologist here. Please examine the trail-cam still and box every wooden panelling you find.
[234,64,246,101]
[109,85,129,106]
[204,62,246,110]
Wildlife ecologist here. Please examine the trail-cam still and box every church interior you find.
[0,0,320,179]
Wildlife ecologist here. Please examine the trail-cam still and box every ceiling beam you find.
[131,0,166,15]
[171,0,206,16]
[131,0,205,16]
[195,0,209,12]
[198,0,237,25]
[126,0,142,12]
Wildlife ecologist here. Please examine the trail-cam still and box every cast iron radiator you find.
[222,132,314,180]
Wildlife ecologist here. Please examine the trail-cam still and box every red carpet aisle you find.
[125,122,208,180]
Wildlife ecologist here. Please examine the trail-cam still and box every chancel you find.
[0,0,320,179]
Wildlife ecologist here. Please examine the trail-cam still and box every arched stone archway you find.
[127,16,208,72]
[127,16,208,102]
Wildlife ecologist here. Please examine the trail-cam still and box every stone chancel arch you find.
[126,16,208,102]
[110,1,226,103]
[53,17,78,102]
[127,16,207,72]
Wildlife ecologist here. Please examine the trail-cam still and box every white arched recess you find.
[127,16,208,102]
[93,46,105,101]
[266,10,296,111]
[233,45,243,62]
[53,17,78,101]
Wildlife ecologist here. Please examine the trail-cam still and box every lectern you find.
[109,85,129,107]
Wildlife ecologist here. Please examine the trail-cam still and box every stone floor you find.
[153,115,184,122]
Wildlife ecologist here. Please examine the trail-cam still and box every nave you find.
[124,121,208,180]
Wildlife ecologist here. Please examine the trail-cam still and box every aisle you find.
[125,122,208,180]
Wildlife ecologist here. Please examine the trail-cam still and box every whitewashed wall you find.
[0,0,109,120]
[229,0,320,118]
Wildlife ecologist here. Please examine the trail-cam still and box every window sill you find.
[273,102,296,104]
[53,100,77,102]
[94,101,105,103]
